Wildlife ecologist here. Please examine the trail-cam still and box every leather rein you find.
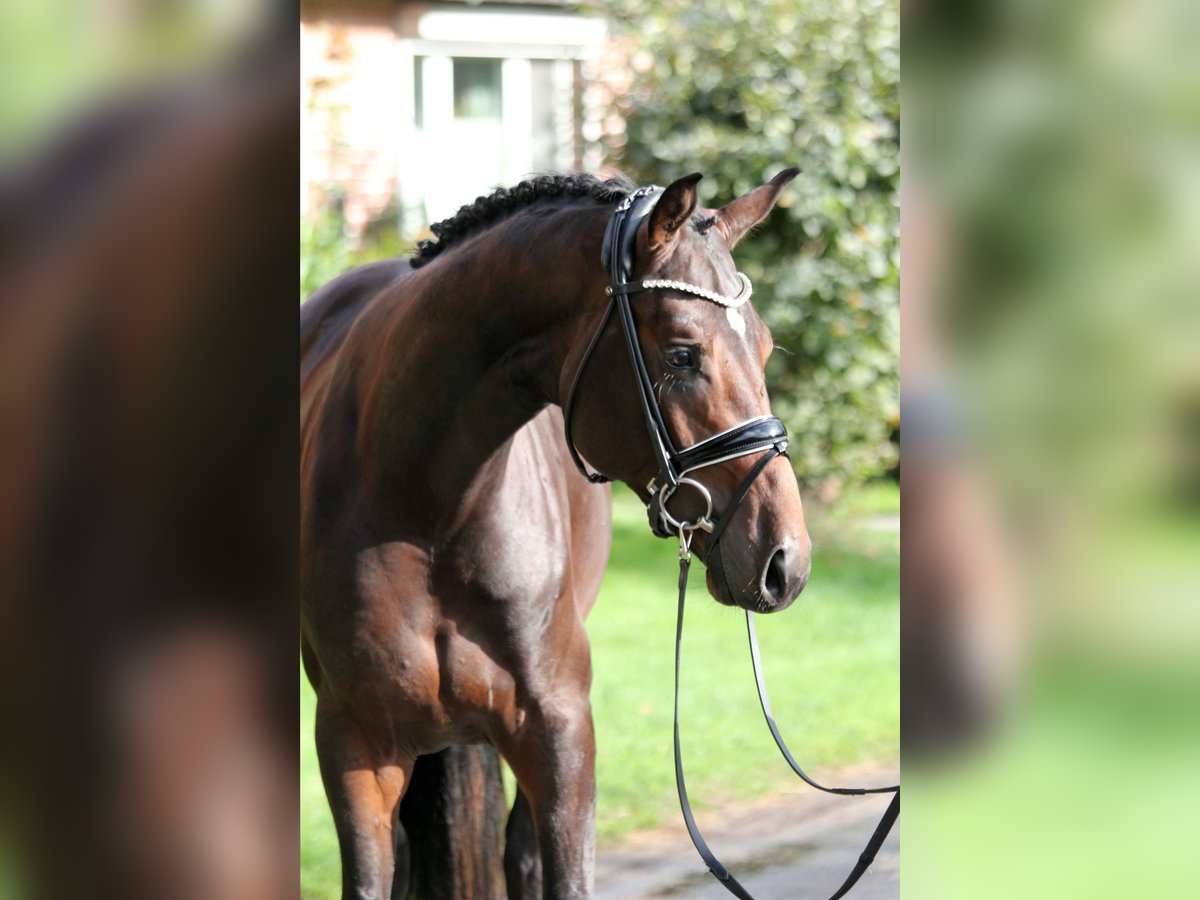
[562,185,899,899]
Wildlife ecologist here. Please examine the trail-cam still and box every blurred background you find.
[904,0,1200,897]
[1,2,296,899]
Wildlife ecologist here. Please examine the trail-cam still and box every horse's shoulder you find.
[447,408,610,607]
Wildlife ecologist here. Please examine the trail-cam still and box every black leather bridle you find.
[564,185,791,543]
[563,185,900,899]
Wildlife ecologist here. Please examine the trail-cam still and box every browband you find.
[611,273,753,308]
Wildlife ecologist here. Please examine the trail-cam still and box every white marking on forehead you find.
[725,306,746,337]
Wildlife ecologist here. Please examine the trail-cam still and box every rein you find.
[674,549,901,900]
[564,185,899,898]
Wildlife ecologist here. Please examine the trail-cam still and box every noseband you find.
[564,186,898,899]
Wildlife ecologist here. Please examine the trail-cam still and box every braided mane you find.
[410,173,635,269]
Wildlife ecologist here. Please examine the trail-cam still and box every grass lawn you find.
[301,481,899,898]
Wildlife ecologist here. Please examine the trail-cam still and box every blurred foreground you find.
[903,0,1200,895]
[0,3,296,898]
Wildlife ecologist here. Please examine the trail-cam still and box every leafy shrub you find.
[300,197,411,303]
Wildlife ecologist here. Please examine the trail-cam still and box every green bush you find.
[598,0,900,488]
[300,198,412,303]
[300,207,351,303]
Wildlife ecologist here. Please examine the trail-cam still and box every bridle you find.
[563,185,791,546]
[563,185,900,899]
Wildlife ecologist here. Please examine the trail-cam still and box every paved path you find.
[595,764,899,899]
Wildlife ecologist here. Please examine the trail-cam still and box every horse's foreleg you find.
[315,697,413,900]
[503,698,597,900]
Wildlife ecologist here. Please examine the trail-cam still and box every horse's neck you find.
[352,210,603,534]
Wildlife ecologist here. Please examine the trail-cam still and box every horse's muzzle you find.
[706,535,810,613]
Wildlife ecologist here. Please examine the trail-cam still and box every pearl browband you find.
[607,272,753,308]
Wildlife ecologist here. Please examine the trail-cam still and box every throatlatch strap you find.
[562,297,618,483]
[674,555,899,900]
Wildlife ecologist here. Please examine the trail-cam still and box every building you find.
[300,0,611,241]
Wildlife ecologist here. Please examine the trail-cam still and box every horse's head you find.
[566,170,811,613]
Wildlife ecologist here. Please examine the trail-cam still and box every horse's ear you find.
[716,167,800,249]
[648,172,703,252]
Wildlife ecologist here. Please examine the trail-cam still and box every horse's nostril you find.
[763,547,787,601]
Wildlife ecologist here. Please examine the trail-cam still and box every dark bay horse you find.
[300,170,811,899]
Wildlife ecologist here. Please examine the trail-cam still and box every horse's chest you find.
[337,518,569,747]
[339,548,527,748]
[326,420,586,747]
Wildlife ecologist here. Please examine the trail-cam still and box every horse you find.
[300,169,811,899]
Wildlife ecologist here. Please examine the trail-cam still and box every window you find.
[530,59,557,172]
[453,59,502,120]
[413,55,424,128]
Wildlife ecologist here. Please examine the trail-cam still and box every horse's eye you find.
[665,346,697,370]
